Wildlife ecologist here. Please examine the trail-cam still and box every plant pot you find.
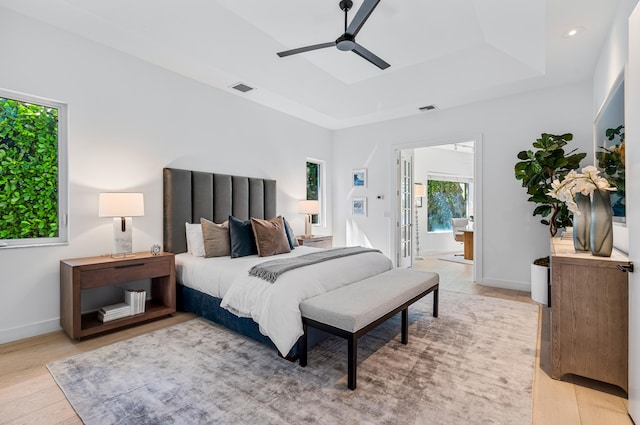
[531,263,549,305]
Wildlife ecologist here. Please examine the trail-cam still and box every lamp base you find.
[110,252,137,258]
[304,214,313,238]
[112,217,133,257]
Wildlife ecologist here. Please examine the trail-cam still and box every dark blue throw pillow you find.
[228,215,258,258]
[281,216,296,250]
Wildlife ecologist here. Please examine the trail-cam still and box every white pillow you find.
[185,222,205,257]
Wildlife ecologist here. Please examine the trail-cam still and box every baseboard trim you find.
[0,318,61,345]
[479,278,530,293]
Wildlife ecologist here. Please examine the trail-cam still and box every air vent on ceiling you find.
[230,83,254,93]
[418,105,437,112]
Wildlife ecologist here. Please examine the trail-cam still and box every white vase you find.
[530,263,549,305]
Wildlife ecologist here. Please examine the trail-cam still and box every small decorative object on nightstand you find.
[151,244,162,255]
[297,235,333,249]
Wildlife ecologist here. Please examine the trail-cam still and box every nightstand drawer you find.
[80,260,171,289]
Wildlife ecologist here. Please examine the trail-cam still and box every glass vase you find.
[572,193,591,251]
[590,189,613,257]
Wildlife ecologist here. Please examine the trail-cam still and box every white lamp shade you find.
[99,193,145,217]
[414,183,426,197]
[298,200,319,215]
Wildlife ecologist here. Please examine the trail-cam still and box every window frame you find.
[0,88,68,249]
[306,158,326,228]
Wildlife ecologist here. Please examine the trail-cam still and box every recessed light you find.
[562,26,585,38]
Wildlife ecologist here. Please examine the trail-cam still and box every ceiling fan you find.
[277,0,390,70]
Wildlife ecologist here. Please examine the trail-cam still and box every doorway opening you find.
[395,139,480,282]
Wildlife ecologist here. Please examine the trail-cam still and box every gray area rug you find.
[48,290,539,425]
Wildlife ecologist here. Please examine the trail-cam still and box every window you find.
[0,90,68,248]
[426,178,470,232]
[306,159,325,226]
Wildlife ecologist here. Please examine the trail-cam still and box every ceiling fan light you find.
[337,40,355,51]
[336,34,356,51]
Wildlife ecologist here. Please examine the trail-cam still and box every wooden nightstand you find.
[297,235,333,249]
[59,252,176,339]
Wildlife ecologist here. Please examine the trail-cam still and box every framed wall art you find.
[352,168,367,188]
[352,197,367,216]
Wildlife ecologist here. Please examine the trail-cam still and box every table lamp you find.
[298,200,319,238]
[99,193,145,257]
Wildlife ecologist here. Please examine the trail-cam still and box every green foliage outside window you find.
[306,161,319,224]
[596,125,625,217]
[427,180,467,232]
[0,97,59,239]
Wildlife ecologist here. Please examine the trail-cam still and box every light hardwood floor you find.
[0,256,632,425]
[413,253,632,425]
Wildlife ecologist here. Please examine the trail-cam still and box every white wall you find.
[333,82,593,290]
[593,0,639,254]
[0,9,332,343]
[594,0,640,116]
[414,146,474,254]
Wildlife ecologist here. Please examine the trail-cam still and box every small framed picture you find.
[352,168,367,188]
[352,197,367,216]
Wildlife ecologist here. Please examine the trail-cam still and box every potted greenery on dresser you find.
[514,133,586,304]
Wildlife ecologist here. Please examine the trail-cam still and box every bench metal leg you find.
[401,308,408,344]
[348,336,357,390]
[299,323,308,367]
[433,288,439,317]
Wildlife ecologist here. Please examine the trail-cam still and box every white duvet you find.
[176,247,393,355]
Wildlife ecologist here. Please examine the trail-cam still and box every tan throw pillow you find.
[200,218,230,258]
[251,216,291,257]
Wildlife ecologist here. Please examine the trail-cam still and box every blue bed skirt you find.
[177,283,327,358]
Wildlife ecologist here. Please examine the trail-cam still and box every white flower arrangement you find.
[548,165,616,215]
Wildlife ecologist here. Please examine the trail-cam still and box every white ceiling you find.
[0,0,621,129]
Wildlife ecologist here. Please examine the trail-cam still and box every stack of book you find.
[125,289,146,315]
[97,303,132,322]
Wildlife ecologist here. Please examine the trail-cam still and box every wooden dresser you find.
[550,237,629,392]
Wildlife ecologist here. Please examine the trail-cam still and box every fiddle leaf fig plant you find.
[514,133,587,237]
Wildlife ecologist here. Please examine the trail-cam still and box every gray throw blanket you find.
[249,246,381,283]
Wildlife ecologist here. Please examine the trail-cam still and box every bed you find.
[163,167,393,357]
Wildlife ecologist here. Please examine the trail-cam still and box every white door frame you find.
[397,149,414,268]
[626,3,640,420]
[390,133,483,282]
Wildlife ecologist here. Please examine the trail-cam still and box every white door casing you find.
[397,149,413,268]
[627,3,640,420]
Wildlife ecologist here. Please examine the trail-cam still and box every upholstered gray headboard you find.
[163,168,277,254]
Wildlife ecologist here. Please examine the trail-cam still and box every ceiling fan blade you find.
[347,0,381,37]
[277,42,336,58]
[352,43,390,70]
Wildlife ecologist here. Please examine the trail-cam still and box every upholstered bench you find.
[298,268,439,390]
